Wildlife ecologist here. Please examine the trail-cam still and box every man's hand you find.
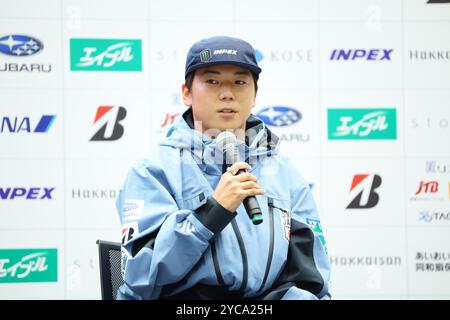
[212,162,266,213]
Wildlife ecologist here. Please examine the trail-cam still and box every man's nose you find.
[219,85,235,101]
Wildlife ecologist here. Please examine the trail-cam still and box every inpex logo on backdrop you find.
[347,174,382,209]
[330,49,394,61]
[254,48,313,64]
[1,115,55,134]
[0,34,51,73]
[328,108,397,140]
[0,249,57,283]
[90,106,126,141]
[70,38,142,71]
[0,187,55,200]
[256,106,309,143]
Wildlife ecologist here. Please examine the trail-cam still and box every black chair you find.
[96,240,124,300]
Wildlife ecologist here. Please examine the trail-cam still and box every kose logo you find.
[90,106,126,141]
[256,106,302,127]
[0,35,43,56]
[255,48,313,63]
[1,115,55,133]
[0,187,55,200]
[328,108,397,140]
[70,38,142,71]
[330,49,393,61]
[347,174,382,209]
[0,249,57,283]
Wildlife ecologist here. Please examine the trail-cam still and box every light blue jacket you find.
[116,109,331,300]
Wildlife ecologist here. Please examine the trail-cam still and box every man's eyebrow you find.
[200,69,251,76]
[201,69,221,75]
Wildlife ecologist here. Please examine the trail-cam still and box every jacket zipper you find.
[257,197,275,293]
[231,219,248,292]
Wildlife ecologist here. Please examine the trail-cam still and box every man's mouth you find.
[218,108,237,113]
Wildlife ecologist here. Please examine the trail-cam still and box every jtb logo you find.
[347,174,382,209]
[90,106,126,141]
[0,187,55,200]
[415,181,439,195]
[330,49,394,61]
[1,115,55,133]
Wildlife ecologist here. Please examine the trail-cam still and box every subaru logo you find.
[256,106,302,127]
[0,35,43,56]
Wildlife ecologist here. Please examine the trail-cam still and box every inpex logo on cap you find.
[213,49,238,55]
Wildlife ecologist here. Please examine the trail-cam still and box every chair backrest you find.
[96,240,124,300]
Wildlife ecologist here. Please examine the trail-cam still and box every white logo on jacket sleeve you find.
[123,200,144,221]
[177,219,196,235]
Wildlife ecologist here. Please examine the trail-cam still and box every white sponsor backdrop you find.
[0,0,449,299]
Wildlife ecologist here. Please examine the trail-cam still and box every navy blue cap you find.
[185,36,262,79]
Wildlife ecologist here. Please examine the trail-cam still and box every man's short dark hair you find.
[185,70,259,94]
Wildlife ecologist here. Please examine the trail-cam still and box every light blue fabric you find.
[116,112,331,300]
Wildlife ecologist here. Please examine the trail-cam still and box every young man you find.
[116,36,331,300]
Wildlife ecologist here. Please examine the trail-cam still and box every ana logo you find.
[199,49,211,62]
[90,106,126,141]
[256,106,302,127]
[0,35,43,56]
[70,38,142,71]
[0,187,55,200]
[1,115,55,133]
[330,49,394,61]
[328,108,397,140]
[160,113,180,129]
[347,174,382,209]
[0,249,57,283]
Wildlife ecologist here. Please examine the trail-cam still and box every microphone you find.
[216,131,263,225]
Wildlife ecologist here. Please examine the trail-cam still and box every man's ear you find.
[182,84,192,107]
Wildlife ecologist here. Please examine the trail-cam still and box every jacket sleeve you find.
[259,163,332,300]
[116,159,235,300]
